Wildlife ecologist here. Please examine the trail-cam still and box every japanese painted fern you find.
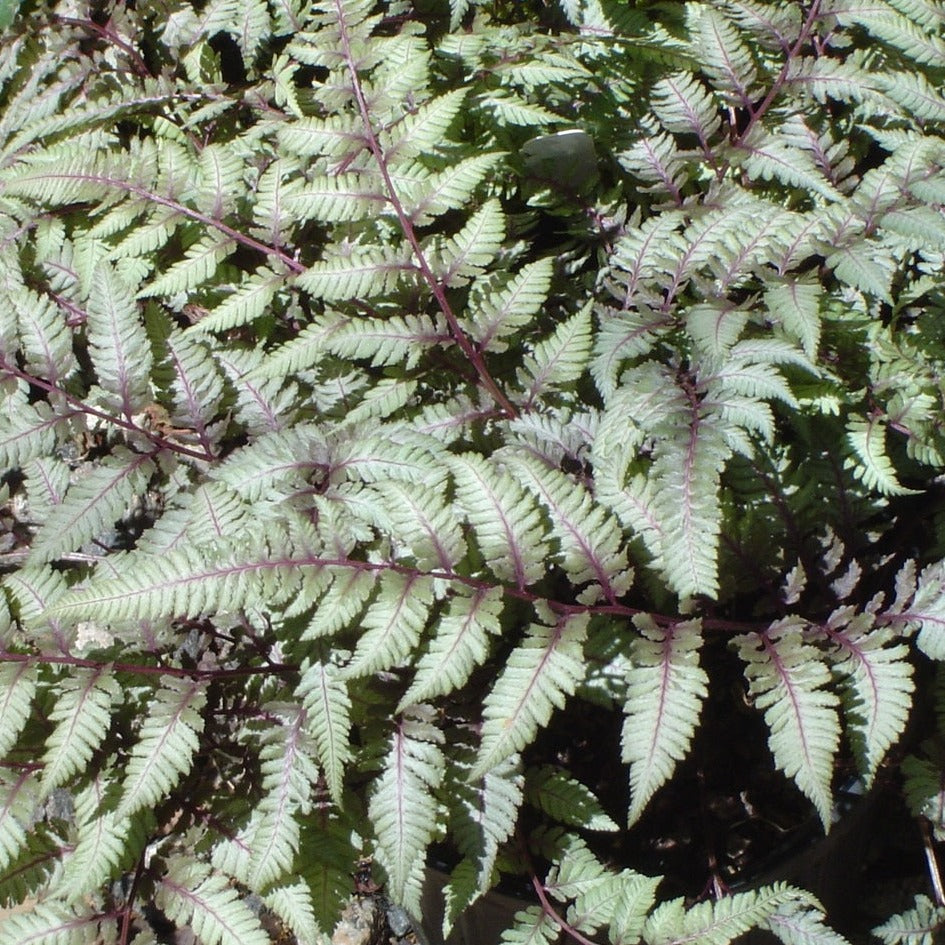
[1,1,945,944]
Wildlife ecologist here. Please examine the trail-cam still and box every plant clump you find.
[2,1,945,944]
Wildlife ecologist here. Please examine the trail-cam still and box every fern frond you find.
[845,416,919,496]
[9,285,74,384]
[736,622,840,828]
[525,765,618,832]
[508,453,630,602]
[86,262,152,416]
[381,89,467,163]
[0,901,100,945]
[650,72,721,141]
[873,894,945,945]
[825,614,913,785]
[284,173,388,223]
[761,897,854,945]
[343,572,434,677]
[764,279,822,358]
[59,778,139,904]
[40,667,119,797]
[520,304,593,403]
[138,233,235,299]
[263,882,322,944]
[450,453,549,589]
[473,613,588,778]
[0,662,35,759]
[643,884,811,945]
[135,483,247,554]
[195,142,244,220]
[399,587,502,710]
[0,768,37,876]
[304,567,377,640]
[164,330,225,432]
[432,199,505,286]
[28,450,156,565]
[469,258,553,352]
[157,855,270,945]
[0,399,61,472]
[623,616,708,825]
[734,130,841,201]
[367,479,466,570]
[368,711,445,914]
[653,414,730,600]
[297,246,415,300]
[402,153,505,225]
[698,7,757,105]
[52,528,303,624]
[246,706,317,891]
[117,676,206,817]
[890,560,945,659]
[4,565,68,629]
[196,266,284,334]
[296,660,352,805]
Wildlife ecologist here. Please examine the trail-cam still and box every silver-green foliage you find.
[0,0,944,943]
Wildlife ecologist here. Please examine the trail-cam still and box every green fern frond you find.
[86,262,152,415]
[399,587,502,710]
[872,894,945,945]
[761,898,854,945]
[343,572,434,678]
[262,882,322,944]
[653,415,730,600]
[520,304,593,403]
[402,153,505,225]
[736,622,840,828]
[468,258,553,352]
[117,676,206,818]
[381,89,468,163]
[368,711,445,914]
[296,660,352,805]
[650,72,721,141]
[697,7,757,104]
[59,778,142,904]
[284,174,388,224]
[245,707,318,891]
[508,453,630,602]
[734,130,842,201]
[826,615,913,785]
[28,450,156,565]
[196,266,284,334]
[623,616,708,825]
[450,453,549,589]
[0,768,37,875]
[432,198,505,287]
[845,416,920,496]
[473,614,588,779]
[139,233,235,299]
[498,906,559,945]
[157,855,271,945]
[525,765,618,832]
[643,884,815,945]
[297,246,416,300]
[0,398,62,472]
[40,667,119,797]
[0,901,100,945]
[0,662,35,759]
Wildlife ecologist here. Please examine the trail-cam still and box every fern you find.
[623,616,709,825]
[0,1,944,940]
[368,710,445,915]
[474,614,588,779]
[116,676,206,817]
[736,623,840,828]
